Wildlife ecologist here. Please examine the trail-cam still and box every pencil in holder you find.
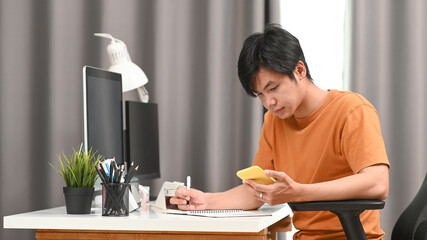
[102,183,130,216]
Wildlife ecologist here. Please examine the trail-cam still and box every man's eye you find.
[270,86,278,92]
[256,92,263,97]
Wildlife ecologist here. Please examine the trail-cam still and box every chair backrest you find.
[391,172,427,240]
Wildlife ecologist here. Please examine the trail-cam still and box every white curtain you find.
[0,0,279,239]
[348,0,427,238]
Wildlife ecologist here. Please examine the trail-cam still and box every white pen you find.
[186,176,191,209]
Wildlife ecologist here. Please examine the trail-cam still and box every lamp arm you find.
[136,86,149,103]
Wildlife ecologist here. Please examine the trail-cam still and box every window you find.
[281,0,347,91]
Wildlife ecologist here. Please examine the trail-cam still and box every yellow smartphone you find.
[236,166,276,185]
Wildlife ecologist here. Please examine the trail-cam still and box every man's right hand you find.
[170,187,208,210]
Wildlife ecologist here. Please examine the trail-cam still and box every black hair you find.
[237,24,312,97]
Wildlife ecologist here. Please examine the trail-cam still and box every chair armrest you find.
[288,199,385,240]
[288,199,385,212]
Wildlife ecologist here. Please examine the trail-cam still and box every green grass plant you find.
[50,145,103,188]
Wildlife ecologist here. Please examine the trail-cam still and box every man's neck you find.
[294,80,328,119]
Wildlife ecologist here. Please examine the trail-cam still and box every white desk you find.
[4,203,292,240]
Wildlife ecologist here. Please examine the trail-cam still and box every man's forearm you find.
[246,164,389,206]
[205,184,264,210]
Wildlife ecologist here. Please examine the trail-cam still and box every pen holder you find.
[101,183,130,216]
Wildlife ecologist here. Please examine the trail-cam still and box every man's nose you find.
[266,95,277,108]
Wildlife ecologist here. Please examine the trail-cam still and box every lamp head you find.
[94,33,149,93]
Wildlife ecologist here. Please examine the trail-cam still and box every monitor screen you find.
[83,66,124,165]
[125,101,160,180]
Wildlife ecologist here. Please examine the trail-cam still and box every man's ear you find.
[294,61,307,80]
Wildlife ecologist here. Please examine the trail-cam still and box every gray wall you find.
[0,0,278,239]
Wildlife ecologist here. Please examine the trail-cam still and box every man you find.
[171,24,389,240]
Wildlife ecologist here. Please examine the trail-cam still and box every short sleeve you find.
[341,104,390,173]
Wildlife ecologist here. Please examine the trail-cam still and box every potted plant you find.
[50,145,103,214]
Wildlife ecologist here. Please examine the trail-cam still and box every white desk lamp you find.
[94,33,149,103]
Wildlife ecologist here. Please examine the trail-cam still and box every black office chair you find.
[391,172,427,240]
[288,172,427,240]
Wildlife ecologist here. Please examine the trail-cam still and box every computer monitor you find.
[82,66,124,165]
[125,101,160,180]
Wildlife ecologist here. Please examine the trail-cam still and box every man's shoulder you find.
[263,111,284,129]
[330,90,374,108]
[263,110,276,123]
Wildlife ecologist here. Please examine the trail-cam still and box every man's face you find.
[252,68,304,119]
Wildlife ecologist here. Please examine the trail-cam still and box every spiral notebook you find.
[164,208,273,218]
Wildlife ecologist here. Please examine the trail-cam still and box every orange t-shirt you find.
[252,90,390,240]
